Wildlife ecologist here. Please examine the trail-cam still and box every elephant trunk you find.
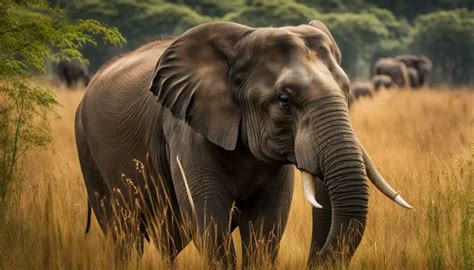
[298,97,368,266]
[298,96,412,266]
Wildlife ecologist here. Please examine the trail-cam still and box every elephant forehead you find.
[238,27,333,65]
[251,25,330,43]
[242,28,302,53]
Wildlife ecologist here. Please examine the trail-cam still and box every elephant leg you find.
[76,123,115,234]
[308,178,332,266]
[76,123,145,260]
[142,180,191,262]
[169,149,237,266]
[192,187,236,267]
[238,167,294,267]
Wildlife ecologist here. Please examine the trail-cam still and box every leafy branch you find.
[0,0,126,203]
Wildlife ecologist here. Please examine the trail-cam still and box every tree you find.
[411,9,474,85]
[63,0,209,71]
[142,3,212,38]
[167,0,245,18]
[367,8,412,68]
[365,0,474,21]
[224,0,319,27]
[321,12,389,78]
[0,0,125,202]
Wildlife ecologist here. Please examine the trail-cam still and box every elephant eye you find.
[278,92,291,109]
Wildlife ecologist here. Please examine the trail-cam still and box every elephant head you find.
[151,21,411,265]
[395,55,432,87]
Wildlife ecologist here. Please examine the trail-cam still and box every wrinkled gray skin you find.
[351,82,373,100]
[76,21,369,267]
[374,57,409,88]
[57,59,90,88]
[395,55,432,88]
[372,74,397,92]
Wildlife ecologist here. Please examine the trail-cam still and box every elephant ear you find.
[150,22,254,150]
[308,20,342,64]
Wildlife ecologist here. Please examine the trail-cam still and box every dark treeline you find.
[51,0,474,85]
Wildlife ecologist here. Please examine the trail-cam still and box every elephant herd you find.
[351,55,433,101]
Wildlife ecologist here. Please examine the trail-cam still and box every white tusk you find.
[357,140,413,209]
[176,155,196,215]
[301,171,323,209]
[395,194,413,209]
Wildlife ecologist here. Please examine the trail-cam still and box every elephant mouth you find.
[300,141,412,209]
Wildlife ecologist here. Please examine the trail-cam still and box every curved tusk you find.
[176,155,197,215]
[394,194,412,209]
[301,171,323,209]
[358,142,413,209]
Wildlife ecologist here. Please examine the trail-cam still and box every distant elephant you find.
[374,57,409,88]
[56,59,90,88]
[351,82,373,100]
[372,74,397,91]
[407,67,421,88]
[395,55,432,87]
[76,22,411,267]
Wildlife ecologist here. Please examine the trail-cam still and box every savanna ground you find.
[0,85,472,269]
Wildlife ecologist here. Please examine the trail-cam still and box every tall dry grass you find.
[0,87,472,269]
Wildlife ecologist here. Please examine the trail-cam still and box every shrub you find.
[0,0,124,203]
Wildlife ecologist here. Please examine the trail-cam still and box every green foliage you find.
[296,0,370,13]
[167,0,245,17]
[299,0,474,19]
[0,81,58,202]
[411,9,474,85]
[366,8,412,70]
[296,0,346,12]
[63,0,209,71]
[365,0,474,20]
[321,12,389,77]
[143,3,212,37]
[0,0,124,202]
[368,7,411,42]
[53,0,472,84]
[224,0,319,27]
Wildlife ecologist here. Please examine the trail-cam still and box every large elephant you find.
[75,21,411,267]
[374,57,409,88]
[395,55,432,87]
[56,59,90,88]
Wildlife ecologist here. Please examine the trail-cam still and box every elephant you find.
[395,55,432,87]
[407,67,421,89]
[75,21,412,267]
[372,74,397,92]
[351,82,373,100]
[374,57,409,88]
[56,59,90,88]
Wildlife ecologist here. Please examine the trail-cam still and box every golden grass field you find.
[0,86,472,269]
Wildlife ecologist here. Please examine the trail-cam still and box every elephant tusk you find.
[301,171,323,209]
[357,142,413,209]
[176,155,197,215]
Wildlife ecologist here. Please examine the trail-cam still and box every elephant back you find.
[374,57,409,88]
